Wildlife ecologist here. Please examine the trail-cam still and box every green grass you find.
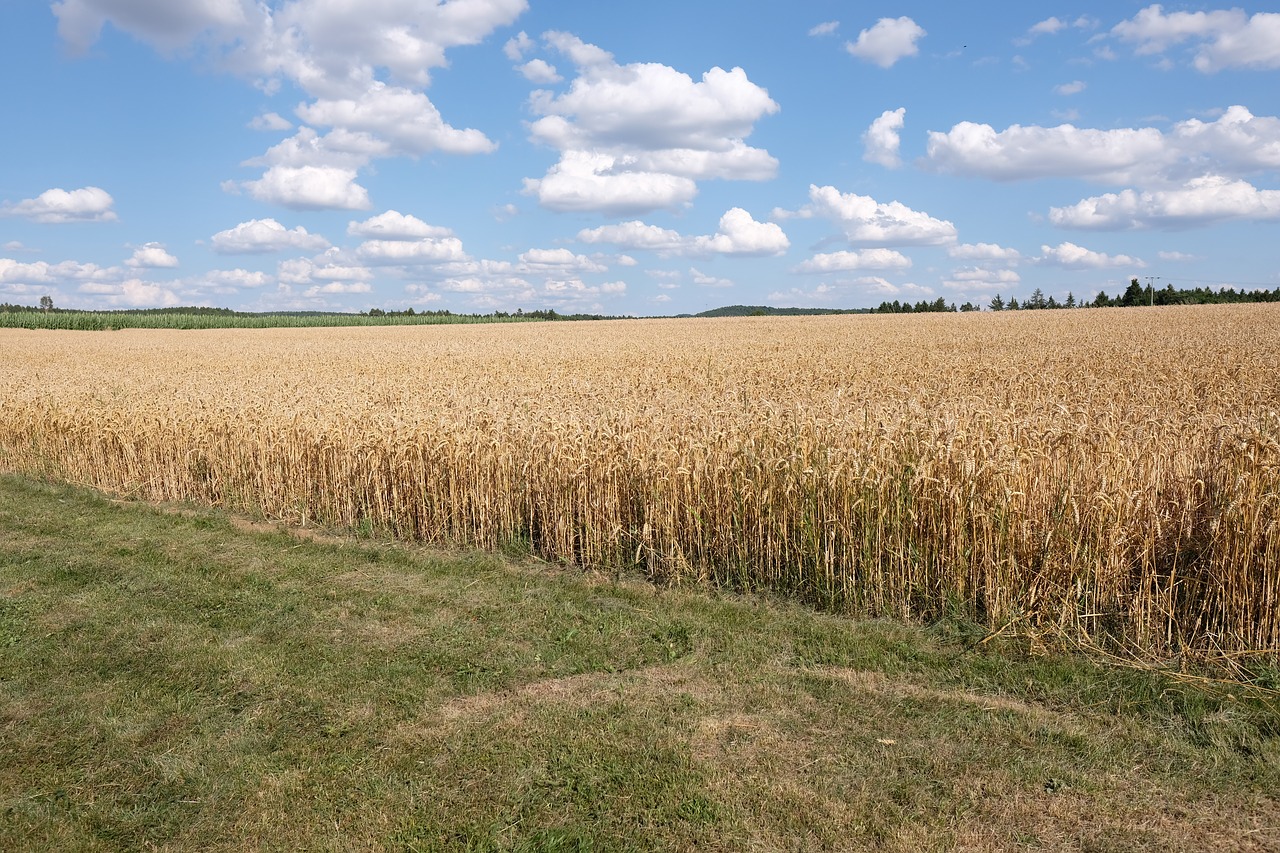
[1,474,1277,851]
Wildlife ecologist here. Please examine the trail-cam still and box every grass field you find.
[2,306,1278,662]
[2,475,1278,851]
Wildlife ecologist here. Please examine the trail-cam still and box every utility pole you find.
[1144,275,1160,307]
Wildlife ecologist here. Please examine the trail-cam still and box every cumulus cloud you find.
[53,0,248,53]
[54,0,526,211]
[1,186,117,223]
[577,208,788,257]
[925,122,1167,182]
[78,278,182,307]
[1028,17,1068,37]
[242,166,372,211]
[249,112,293,131]
[517,248,606,273]
[942,267,1021,287]
[355,237,467,265]
[781,184,957,247]
[125,242,179,268]
[1111,5,1280,71]
[1055,81,1086,96]
[521,32,779,214]
[197,268,272,289]
[297,83,497,157]
[792,249,912,274]
[347,210,453,240]
[1049,175,1280,230]
[0,258,120,287]
[279,251,375,288]
[926,105,1280,196]
[769,277,933,305]
[845,17,925,68]
[504,30,534,61]
[948,242,1022,261]
[809,21,839,37]
[1036,242,1145,269]
[519,59,561,83]
[863,108,906,168]
[211,218,331,253]
[523,151,697,215]
[690,268,732,288]
[1022,15,1095,42]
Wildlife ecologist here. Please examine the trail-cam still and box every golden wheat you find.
[2,305,1277,658]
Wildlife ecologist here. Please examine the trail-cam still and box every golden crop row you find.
[2,306,1277,658]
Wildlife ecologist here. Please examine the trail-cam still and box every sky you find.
[1,1,1278,316]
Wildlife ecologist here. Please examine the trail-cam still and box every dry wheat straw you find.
[1,306,1277,659]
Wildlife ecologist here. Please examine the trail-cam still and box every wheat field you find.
[2,306,1277,659]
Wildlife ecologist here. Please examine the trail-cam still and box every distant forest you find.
[2,278,1278,330]
[874,278,1280,314]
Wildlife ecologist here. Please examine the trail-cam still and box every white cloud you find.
[926,122,1166,182]
[1158,250,1199,262]
[1049,175,1280,230]
[279,250,374,287]
[863,108,906,168]
[691,208,789,256]
[926,106,1280,190]
[242,166,372,211]
[347,210,453,240]
[211,218,331,254]
[690,268,732,288]
[125,242,179,269]
[304,281,372,297]
[518,248,606,273]
[1028,17,1067,37]
[943,267,1021,285]
[845,17,925,68]
[249,112,293,131]
[1055,80,1086,96]
[0,258,121,286]
[504,30,534,61]
[523,32,779,214]
[1,186,117,223]
[809,21,839,37]
[197,268,272,289]
[297,82,497,157]
[523,150,698,214]
[793,249,912,274]
[577,220,687,252]
[356,237,468,265]
[785,184,957,247]
[769,277,933,305]
[948,242,1022,261]
[1111,6,1280,71]
[1170,105,1280,175]
[55,1,526,212]
[79,278,181,307]
[577,208,788,257]
[1036,242,1145,269]
[519,59,561,83]
[53,0,248,53]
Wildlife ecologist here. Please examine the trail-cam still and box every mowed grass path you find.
[1,474,1277,851]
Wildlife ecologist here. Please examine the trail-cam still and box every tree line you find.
[875,278,1280,314]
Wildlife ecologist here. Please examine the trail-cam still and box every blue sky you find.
[2,1,1278,315]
